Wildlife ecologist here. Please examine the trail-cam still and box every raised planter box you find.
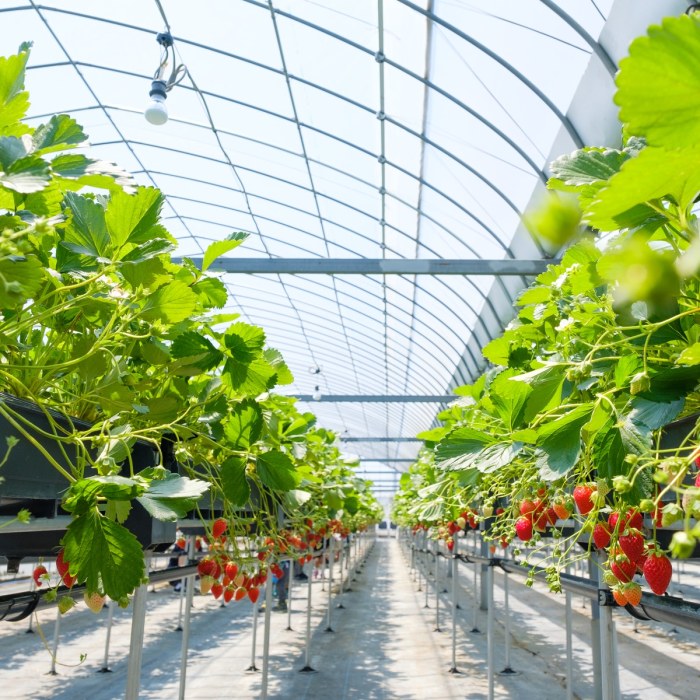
[0,394,176,559]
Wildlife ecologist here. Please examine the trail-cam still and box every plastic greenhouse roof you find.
[0,0,618,495]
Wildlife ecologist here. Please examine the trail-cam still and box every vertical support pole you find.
[247,598,260,672]
[125,553,151,700]
[325,536,334,632]
[565,565,574,700]
[286,558,294,631]
[434,543,441,631]
[299,558,316,673]
[175,578,186,631]
[48,606,61,675]
[479,531,489,611]
[26,577,35,634]
[499,569,517,675]
[260,568,274,700]
[321,538,327,591]
[424,539,430,609]
[449,536,459,674]
[471,558,480,633]
[589,558,603,700]
[486,561,495,700]
[99,602,115,673]
[337,540,345,609]
[597,555,620,700]
[177,544,196,700]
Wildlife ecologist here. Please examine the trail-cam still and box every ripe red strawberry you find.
[56,550,76,588]
[197,557,216,577]
[225,562,238,580]
[212,518,227,539]
[610,555,636,583]
[446,539,454,551]
[515,516,533,542]
[84,591,105,613]
[552,501,572,520]
[223,586,234,603]
[643,553,672,595]
[608,509,642,532]
[612,588,628,606]
[534,507,558,530]
[236,586,249,602]
[573,484,595,515]
[32,565,48,587]
[619,530,645,563]
[623,582,642,606]
[695,470,700,486]
[519,499,536,516]
[200,575,215,595]
[593,523,611,549]
[211,582,224,599]
[270,563,283,579]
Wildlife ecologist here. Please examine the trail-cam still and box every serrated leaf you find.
[416,427,449,442]
[224,399,263,450]
[0,153,50,193]
[32,114,86,154]
[201,232,249,271]
[51,153,133,190]
[62,508,145,600]
[536,405,593,480]
[510,365,565,423]
[0,255,43,307]
[171,331,223,372]
[224,322,266,362]
[141,280,198,323]
[120,238,175,264]
[0,50,30,134]
[264,348,293,385]
[627,397,684,432]
[284,489,312,509]
[136,473,209,521]
[220,456,250,507]
[436,427,492,466]
[62,191,109,258]
[105,186,164,249]
[192,276,228,308]
[224,355,277,395]
[615,14,700,149]
[256,450,298,491]
[549,146,629,189]
[491,370,531,430]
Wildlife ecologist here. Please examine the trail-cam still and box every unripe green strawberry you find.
[58,596,76,614]
[603,571,618,587]
[84,591,105,614]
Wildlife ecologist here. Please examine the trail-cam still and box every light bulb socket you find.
[149,79,168,100]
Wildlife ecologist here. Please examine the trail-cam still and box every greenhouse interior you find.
[3,0,700,698]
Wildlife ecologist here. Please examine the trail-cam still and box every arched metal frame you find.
[1,0,617,482]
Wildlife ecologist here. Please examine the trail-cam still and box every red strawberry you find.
[211,582,224,599]
[446,539,454,551]
[212,518,227,539]
[240,586,253,602]
[519,499,536,516]
[593,523,611,549]
[573,484,595,515]
[610,555,636,583]
[56,550,76,588]
[225,562,239,580]
[695,471,700,486]
[643,553,672,595]
[197,557,216,577]
[176,537,186,550]
[84,591,105,613]
[515,516,533,542]
[619,530,645,563]
[32,565,48,587]
[608,509,642,532]
[223,586,234,603]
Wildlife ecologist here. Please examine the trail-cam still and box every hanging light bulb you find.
[312,385,322,401]
[144,32,186,126]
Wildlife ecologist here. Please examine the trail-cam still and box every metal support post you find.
[471,558,480,633]
[286,558,294,631]
[261,570,274,700]
[299,558,317,673]
[27,577,35,634]
[424,541,430,608]
[565,565,573,700]
[48,606,61,675]
[487,561,495,700]
[337,539,345,609]
[175,577,186,631]
[325,536,334,632]
[479,532,489,611]
[177,546,196,700]
[589,558,603,700]
[449,537,460,674]
[499,570,517,675]
[434,542,441,631]
[597,555,620,700]
[125,553,151,700]
[321,538,327,591]
[246,597,260,672]
[98,603,114,673]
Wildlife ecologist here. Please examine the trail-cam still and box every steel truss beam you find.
[177,258,549,276]
[341,437,421,442]
[294,395,455,402]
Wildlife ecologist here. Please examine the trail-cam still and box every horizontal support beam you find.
[359,458,414,463]
[341,437,421,442]
[177,257,550,276]
[294,394,455,403]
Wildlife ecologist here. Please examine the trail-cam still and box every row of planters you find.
[393,12,700,607]
[0,45,382,614]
